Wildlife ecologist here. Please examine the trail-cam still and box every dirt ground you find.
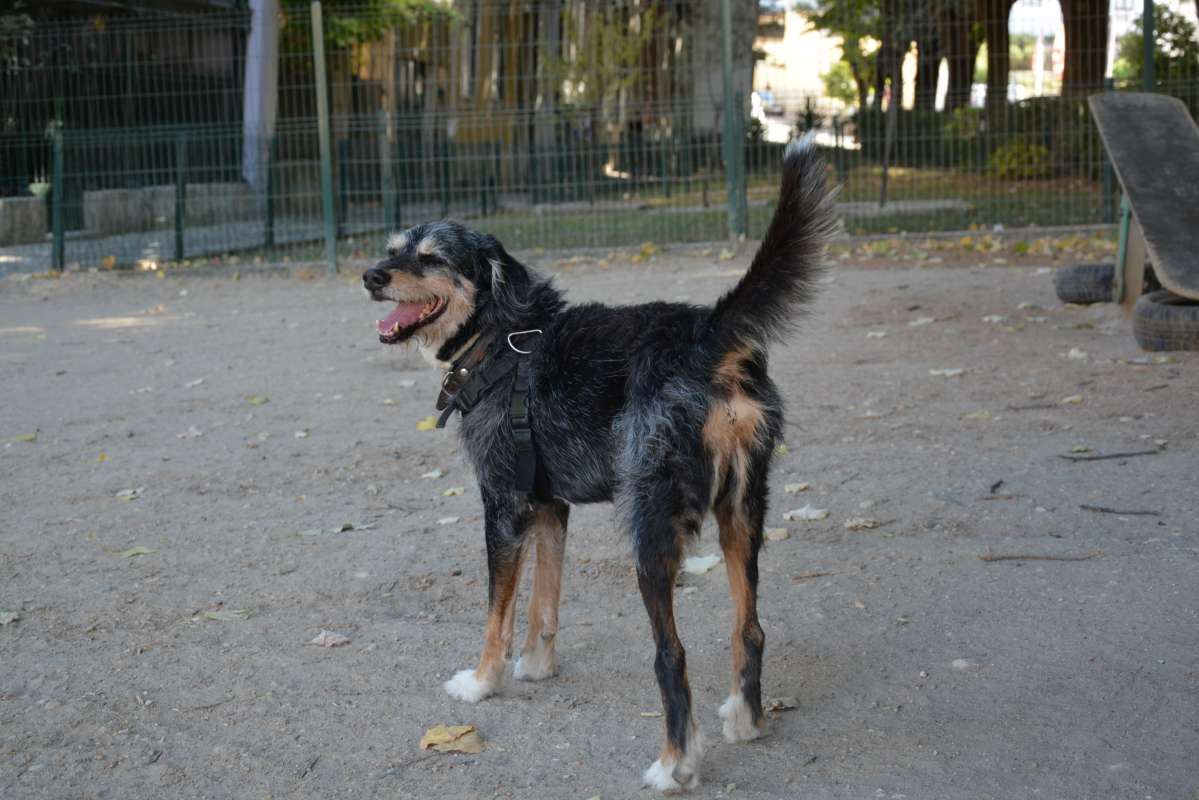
[2,248,1196,800]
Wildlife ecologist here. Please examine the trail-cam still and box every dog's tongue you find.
[377,302,424,335]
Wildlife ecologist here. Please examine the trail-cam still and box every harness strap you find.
[433,333,552,500]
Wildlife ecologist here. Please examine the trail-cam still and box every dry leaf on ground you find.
[783,505,829,522]
[0,611,19,627]
[763,697,799,712]
[119,546,155,558]
[416,416,438,431]
[204,608,254,622]
[764,528,790,542]
[843,518,880,530]
[420,724,485,754]
[307,629,351,648]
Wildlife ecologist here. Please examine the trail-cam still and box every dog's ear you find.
[480,235,534,323]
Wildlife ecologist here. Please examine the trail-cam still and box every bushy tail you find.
[707,135,837,351]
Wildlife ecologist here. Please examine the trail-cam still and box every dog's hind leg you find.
[514,500,569,681]
[444,492,530,703]
[633,494,705,792]
[714,450,770,743]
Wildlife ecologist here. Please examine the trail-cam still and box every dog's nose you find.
[363,268,390,291]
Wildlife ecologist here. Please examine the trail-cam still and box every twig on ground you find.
[1080,504,1160,516]
[838,472,861,486]
[979,551,1101,563]
[1142,384,1169,392]
[299,755,320,779]
[1058,450,1160,463]
[792,571,844,582]
[1007,402,1057,411]
[182,699,231,713]
[977,494,1025,501]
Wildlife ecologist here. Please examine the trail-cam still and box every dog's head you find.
[362,221,534,363]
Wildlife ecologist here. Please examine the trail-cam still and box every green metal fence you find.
[2,0,1197,273]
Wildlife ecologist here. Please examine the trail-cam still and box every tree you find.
[976,0,1015,118]
[935,0,981,110]
[820,60,859,106]
[1060,0,1108,95]
[800,0,880,112]
[1113,4,1199,89]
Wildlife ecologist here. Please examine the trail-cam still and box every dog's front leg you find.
[444,492,528,703]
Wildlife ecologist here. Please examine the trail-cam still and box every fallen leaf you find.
[764,527,790,541]
[783,505,829,521]
[119,546,155,559]
[382,398,398,406]
[437,517,460,525]
[184,378,204,388]
[908,316,936,327]
[784,482,810,494]
[928,368,964,378]
[115,487,144,501]
[843,517,880,530]
[0,611,19,627]
[774,444,788,456]
[421,469,444,479]
[204,608,254,622]
[294,430,309,439]
[1066,348,1088,361]
[101,255,116,270]
[962,410,993,422]
[981,314,1008,323]
[443,486,465,497]
[96,452,107,462]
[639,711,663,718]
[306,629,351,648]
[717,248,735,261]
[10,432,37,443]
[638,241,659,258]
[763,697,799,712]
[420,724,485,754]
[176,426,203,439]
[416,416,438,431]
[865,330,887,339]
[1070,445,1092,453]
[1060,395,1083,405]
[682,553,722,575]
[247,395,269,406]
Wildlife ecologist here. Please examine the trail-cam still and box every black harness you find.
[434,330,552,500]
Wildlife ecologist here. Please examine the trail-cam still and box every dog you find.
[362,137,835,792]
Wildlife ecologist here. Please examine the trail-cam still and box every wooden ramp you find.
[1088,92,1199,311]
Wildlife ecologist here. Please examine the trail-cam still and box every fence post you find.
[379,112,396,231]
[1142,0,1154,91]
[719,0,747,240]
[311,0,337,275]
[175,130,187,262]
[337,138,349,237]
[1101,78,1114,225]
[440,138,450,217]
[265,135,277,249]
[51,129,65,271]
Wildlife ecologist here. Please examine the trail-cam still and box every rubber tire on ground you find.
[1053,263,1114,304]
[1132,290,1199,351]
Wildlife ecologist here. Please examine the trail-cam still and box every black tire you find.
[1054,263,1114,304]
[1133,290,1199,351]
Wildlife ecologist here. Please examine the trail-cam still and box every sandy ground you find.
[1,250,1196,800]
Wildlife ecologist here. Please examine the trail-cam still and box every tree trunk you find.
[978,0,1015,120]
[1061,0,1108,95]
[914,29,941,111]
[938,5,976,111]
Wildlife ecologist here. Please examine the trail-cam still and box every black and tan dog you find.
[363,137,835,791]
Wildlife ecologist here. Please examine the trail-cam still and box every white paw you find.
[443,669,495,703]
[641,757,698,793]
[718,694,763,743]
[513,651,556,681]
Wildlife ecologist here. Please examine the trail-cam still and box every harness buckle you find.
[506,329,543,354]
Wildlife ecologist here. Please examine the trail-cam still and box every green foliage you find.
[800,0,878,110]
[281,0,455,48]
[942,106,982,141]
[820,61,858,106]
[1113,5,1199,86]
[988,139,1051,179]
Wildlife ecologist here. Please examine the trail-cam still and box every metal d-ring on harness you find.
[434,329,551,499]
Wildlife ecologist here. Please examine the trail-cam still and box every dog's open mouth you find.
[375,296,448,344]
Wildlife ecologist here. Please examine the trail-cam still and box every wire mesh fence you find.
[1,0,1197,273]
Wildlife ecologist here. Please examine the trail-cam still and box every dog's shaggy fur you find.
[363,137,836,791]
